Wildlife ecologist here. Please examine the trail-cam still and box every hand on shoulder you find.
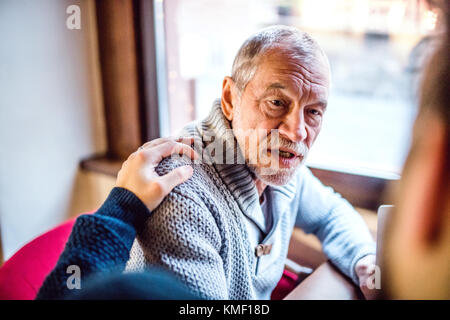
[116,137,199,211]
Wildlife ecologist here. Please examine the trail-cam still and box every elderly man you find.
[126,25,376,300]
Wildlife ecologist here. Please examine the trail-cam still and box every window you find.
[156,0,441,179]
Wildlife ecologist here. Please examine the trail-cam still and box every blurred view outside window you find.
[158,0,442,178]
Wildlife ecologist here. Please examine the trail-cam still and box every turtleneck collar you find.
[195,99,261,217]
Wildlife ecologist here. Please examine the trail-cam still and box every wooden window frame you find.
[81,0,161,175]
[308,167,396,211]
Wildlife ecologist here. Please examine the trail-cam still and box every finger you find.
[127,151,138,161]
[120,159,128,171]
[139,137,170,150]
[169,141,200,160]
[116,160,129,185]
[175,136,195,146]
[140,135,188,151]
[157,165,193,195]
[148,141,199,163]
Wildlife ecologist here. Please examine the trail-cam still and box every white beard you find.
[248,160,303,186]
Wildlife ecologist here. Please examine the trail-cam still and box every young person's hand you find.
[116,137,199,211]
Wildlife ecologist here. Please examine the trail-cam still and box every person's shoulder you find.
[156,155,215,189]
[297,164,314,179]
[283,165,337,212]
[277,165,314,195]
[154,156,221,214]
[155,154,195,174]
[147,160,223,245]
[295,165,330,192]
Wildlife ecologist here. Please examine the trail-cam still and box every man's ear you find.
[221,76,238,121]
[408,113,449,246]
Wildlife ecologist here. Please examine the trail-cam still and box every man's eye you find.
[270,100,285,107]
[309,109,321,116]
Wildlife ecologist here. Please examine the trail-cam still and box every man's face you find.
[231,47,330,185]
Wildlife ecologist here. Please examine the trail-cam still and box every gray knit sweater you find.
[125,100,376,300]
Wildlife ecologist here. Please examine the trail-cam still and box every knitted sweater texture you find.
[126,100,376,300]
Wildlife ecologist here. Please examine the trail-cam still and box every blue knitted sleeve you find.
[36,187,151,300]
[294,166,376,285]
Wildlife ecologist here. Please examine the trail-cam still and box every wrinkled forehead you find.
[253,48,331,93]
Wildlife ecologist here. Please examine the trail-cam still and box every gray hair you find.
[231,25,326,93]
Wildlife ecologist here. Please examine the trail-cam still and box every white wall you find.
[0,0,106,260]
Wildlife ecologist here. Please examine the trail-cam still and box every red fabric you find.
[0,212,297,300]
[271,269,299,300]
[0,219,76,300]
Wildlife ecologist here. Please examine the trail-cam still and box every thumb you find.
[158,165,193,195]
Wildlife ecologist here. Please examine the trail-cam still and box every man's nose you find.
[279,109,307,143]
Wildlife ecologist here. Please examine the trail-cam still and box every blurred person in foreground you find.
[382,0,450,300]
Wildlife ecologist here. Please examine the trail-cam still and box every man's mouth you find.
[279,147,300,158]
[278,150,296,158]
[269,148,300,159]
